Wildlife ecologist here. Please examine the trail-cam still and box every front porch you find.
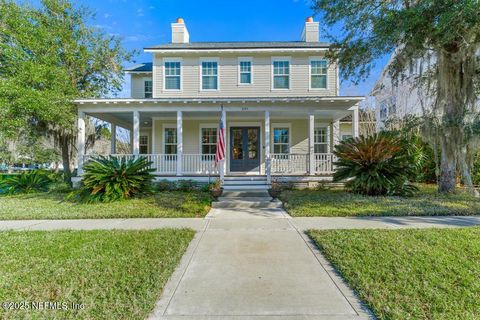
[76,97,362,183]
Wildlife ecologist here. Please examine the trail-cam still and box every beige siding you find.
[152,53,338,98]
[131,74,153,99]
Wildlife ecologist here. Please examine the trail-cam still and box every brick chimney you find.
[171,18,189,43]
[301,17,319,42]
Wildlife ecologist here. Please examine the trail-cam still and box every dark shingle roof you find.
[124,62,153,72]
[145,41,331,50]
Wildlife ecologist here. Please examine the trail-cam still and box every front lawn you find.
[279,184,480,217]
[0,191,212,220]
[0,229,194,320]
[308,227,480,320]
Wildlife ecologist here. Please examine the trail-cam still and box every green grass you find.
[308,227,480,320]
[0,191,212,220]
[279,184,480,217]
[0,229,194,320]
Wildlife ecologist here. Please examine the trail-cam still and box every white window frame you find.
[271,57,291,91]
[238,57,253,86]
[144,80,153,98]
[271,123,291,154]
[341,134,353,141]
[200,57,220,91]
[309,57,328,90]
[163,58,182,92]
[139,135,149,154]
[162,124,177,154]
[198,123,218,156]
[314,125,330,154]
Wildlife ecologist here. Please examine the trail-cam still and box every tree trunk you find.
[60,135,72,186]
[438,135,457,193]
[436,50,465,193]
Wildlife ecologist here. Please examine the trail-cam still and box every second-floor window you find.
[273,60,290,89]
[310,60,327,89]
[164,61,181,90]
[239,60,252,84]
[202,61,218,90]
[144,80,153,98]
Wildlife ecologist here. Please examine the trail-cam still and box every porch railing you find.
[271,153,309,175]
[314,153,335,174]
[83,153,333,176]
[271,153,335,175]
[183,154,219,175]
[83,154,217,175]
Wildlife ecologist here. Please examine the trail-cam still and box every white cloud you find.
[124,34,153,42]
[148,6,155,9]
[104,13,111,19]
[137,8,144,17]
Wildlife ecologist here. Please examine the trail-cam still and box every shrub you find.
[177,179,198,191]
[333,132,418,196]
[154,179,177,191]
[0,170,52,194]
[74,156,155,203]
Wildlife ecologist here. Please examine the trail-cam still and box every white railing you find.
[183,154,219,175]
[83,153,334,176]
[314,153,335,174]
[144,154,177,174]
[271,153,309,175]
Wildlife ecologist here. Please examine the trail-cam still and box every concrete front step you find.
[222,185,270,191]
[221,191,271,197]
[223,180,268,185]
[224,176,267,181]
[212,199,282,209]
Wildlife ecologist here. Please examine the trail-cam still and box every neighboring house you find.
[371,53,436,131]
[75,17,363,188]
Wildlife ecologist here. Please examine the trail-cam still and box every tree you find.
[313,0,480,194]
[0,0,133,184]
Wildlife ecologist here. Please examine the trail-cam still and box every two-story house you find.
[75,17,363,189]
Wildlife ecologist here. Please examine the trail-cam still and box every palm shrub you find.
[333,133,418,196]
[0,170,52,194]
[75,156,155,203]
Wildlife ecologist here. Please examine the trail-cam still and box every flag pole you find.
[219,104,225,186]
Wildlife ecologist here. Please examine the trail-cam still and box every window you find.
[164,128,177,154]
[239,60,252,84]
[164,61,181,90]
[139,135,148,154]
[341,134,353,141]
[201,128,217,155]
[273,127,289,154]
[310,60,327,89]
[273,60,290,89]
[144,80,153,98]
[201,61,218,90]
[314,127,328,153]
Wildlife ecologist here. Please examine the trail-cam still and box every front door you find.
[230,127,260,172]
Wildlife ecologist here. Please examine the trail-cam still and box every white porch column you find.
[219,108,227,183]
[133,111,140,156]
[110,123,117,154]
[352,105,360,138]
[332,120,340,147]
[77,111,85,175]
[176,110,183,176]
[264,110,271,184]
[308,114,315,175]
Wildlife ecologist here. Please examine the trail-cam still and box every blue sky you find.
[54,0,390,97]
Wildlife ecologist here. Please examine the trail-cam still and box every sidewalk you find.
[1,215,479,231]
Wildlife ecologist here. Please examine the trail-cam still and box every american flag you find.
[215,105,226,165]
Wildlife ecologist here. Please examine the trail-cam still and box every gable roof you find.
[124,62,153,73]
[144,41,331,51]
